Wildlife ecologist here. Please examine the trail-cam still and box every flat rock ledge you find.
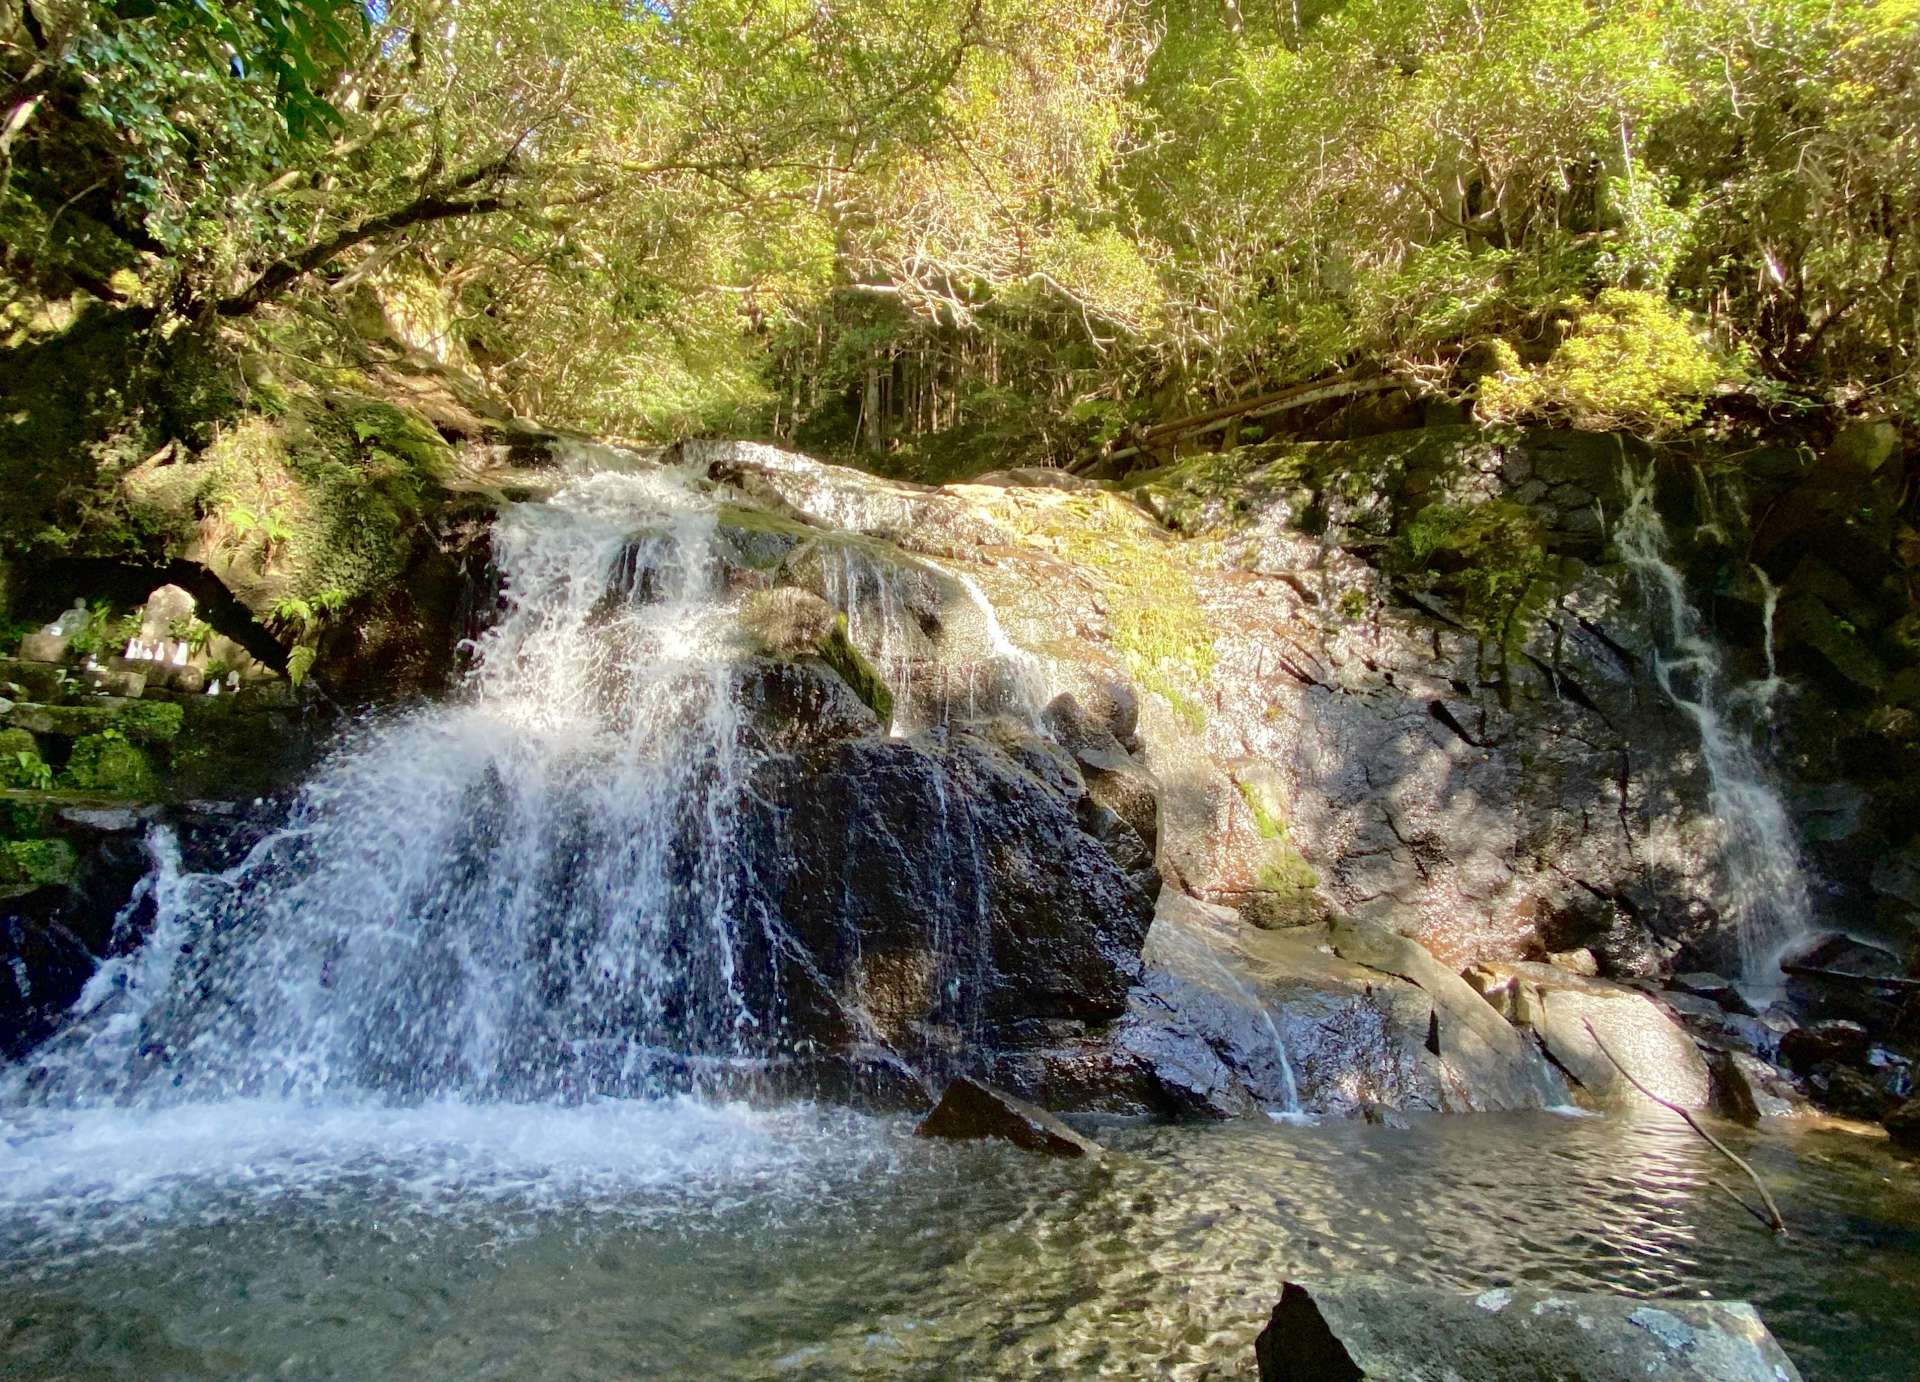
[1255,1279,1803,1382]
[914,1076,1104,1158]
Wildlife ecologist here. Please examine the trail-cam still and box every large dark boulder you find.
[913,1076,1103,1157]
[1255,1280,1804,1381]
[1778,1019,1872,1074]
[736,726,1156,1086]
[0,893,97,1060]
[1887,1096,1920,1150]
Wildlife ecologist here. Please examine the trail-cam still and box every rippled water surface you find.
[1,1101,1915,1379]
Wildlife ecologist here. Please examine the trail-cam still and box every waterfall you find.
[9,456,768,1107]
[1614,465,1812,984]
[814,545,1054,733]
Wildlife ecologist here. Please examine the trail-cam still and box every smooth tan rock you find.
[1469,960,1711,1109]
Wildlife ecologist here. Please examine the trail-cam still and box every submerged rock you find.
[914,1076,1103,1158]
[1254,1279,1805,1382]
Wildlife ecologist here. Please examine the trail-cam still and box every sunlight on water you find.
[0,1111,1914,1380]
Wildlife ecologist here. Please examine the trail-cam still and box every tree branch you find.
[1581,1019,1787,1237]
[213,155,530,317]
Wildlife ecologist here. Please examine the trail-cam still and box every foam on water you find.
[0,1096,894,1262]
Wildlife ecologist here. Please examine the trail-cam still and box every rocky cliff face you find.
[4,420,1915,1123]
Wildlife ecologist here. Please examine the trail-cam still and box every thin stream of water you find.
[1615,464,1814,983]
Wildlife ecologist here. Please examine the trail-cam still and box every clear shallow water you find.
[2,1103,1915,1380]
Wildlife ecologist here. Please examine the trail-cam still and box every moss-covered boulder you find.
[113,699,185,745]
[818,614,894,725]
[60,733,157,795]
[740,587,895,723]
[0,728,51,789]
[7,703,119,738]
[0,836,78,886]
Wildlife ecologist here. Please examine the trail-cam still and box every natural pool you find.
[2,1099,1914,1378]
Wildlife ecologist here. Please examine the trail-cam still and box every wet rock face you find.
[697,432,1750,977]
[736,725,1156,1085]
[0,893,98,1061]
[1466,960,1712,1109]
[1088,894,1567,1119]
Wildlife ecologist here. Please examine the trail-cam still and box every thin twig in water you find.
[1581,1019,1788,1237]
[1712,1178,1776,1233]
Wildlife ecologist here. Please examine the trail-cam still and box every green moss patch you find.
[1007,491,1215,733]
[59,733,157,795]
[120,388,457,623]
[0,727,51,789]
[114,700,185,745]
[1388,498,1553,645]
[0,836,78,886]
[819,614,895,724]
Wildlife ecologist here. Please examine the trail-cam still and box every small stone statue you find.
[43,599,88,638]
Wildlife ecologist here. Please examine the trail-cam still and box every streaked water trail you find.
[1615,464,1812,983]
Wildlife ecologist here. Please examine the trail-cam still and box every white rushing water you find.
[0,450,918,1241]
[1615,465,1813,983]
[0,444,1123,1245]
[9,459,767,1109]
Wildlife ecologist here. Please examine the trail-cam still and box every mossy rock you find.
[114,699,185,744]
[0,656,70,702]
[165,698,316,799]
[715,504,813,570]
[1230,768,1325,927]
[0,727,39,757]
[1389,497,1554,646]
[335,396,457,482]
[818,614,894,724]
[1778,592,1889,693]
[6,702,119,739]
[0,727,51,788]
[0,836,77,886]
[1003,491,1214,730]
[60,733,157,795]
[740,588,896,724]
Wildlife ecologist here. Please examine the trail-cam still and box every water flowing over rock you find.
[2,452,1155,1109]
[3,428,1909,1127]
[1106,892,1567,1118]
[1616,464,1814,984]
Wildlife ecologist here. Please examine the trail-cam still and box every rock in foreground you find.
[1255,1279,1803,1381]
[914,1077,1104,1158]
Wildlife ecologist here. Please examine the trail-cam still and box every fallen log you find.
[1077,370,1406,475]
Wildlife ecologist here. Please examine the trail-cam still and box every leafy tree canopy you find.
[2,0,1915,460]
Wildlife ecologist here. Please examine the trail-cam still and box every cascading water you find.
[8,457,769,1109]
[815,544,1054,733]
[1614,465,1812,983]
